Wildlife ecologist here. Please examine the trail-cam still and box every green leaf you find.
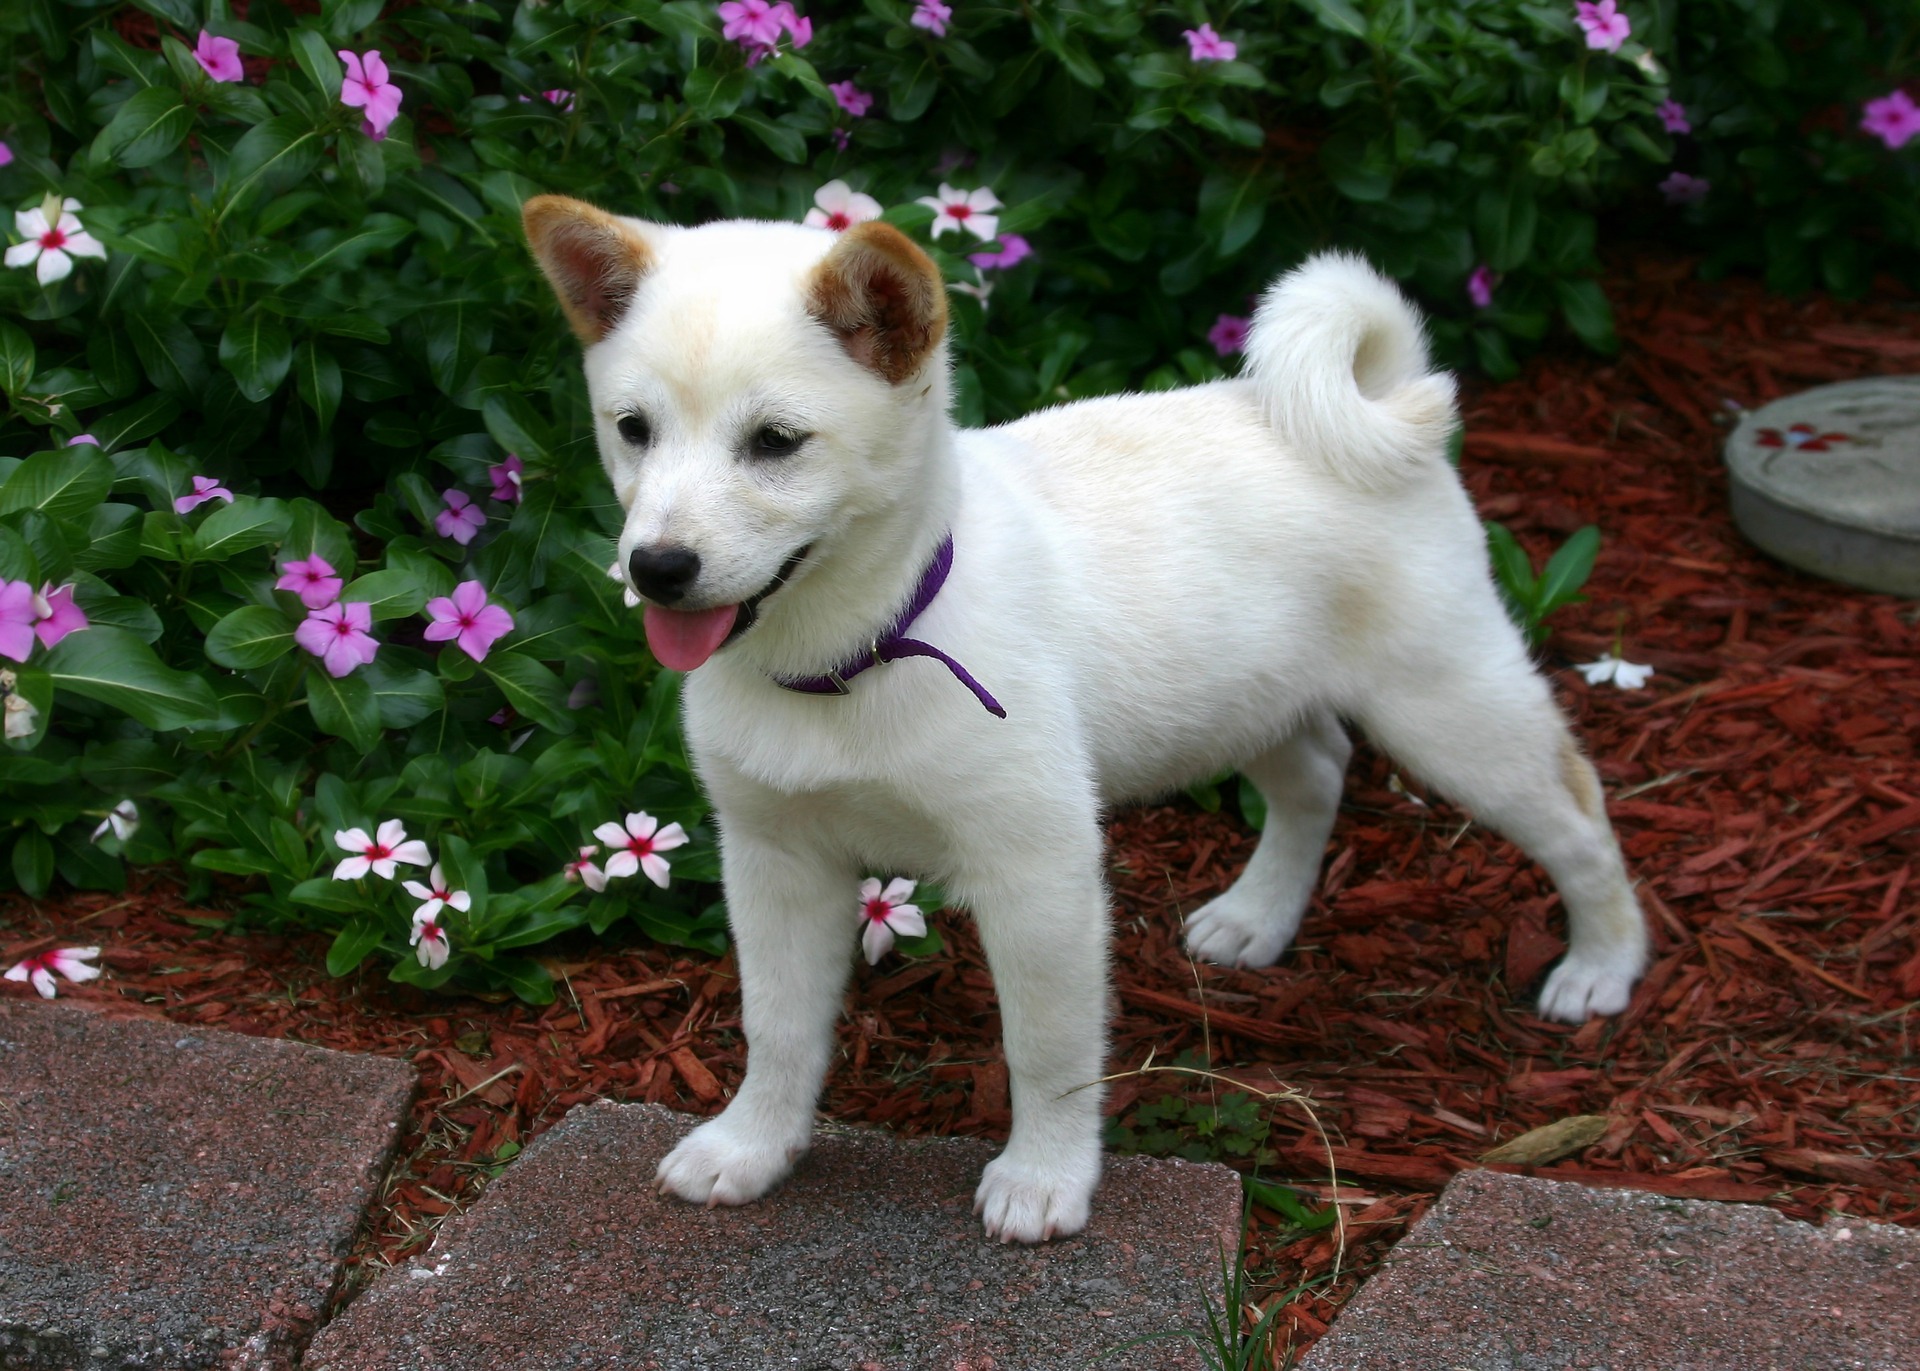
[480,392,552,462]
[732,112,807,163]
[489,956,556,1005]
[1475,182,1539,273]
[91,392,181,452]
[95,85,193,169]
[294,342,343,431]
[188,496,291,561]
[436,832,489,926]
[480,652,577,735]
[1553,277,1618,353]
[683,66,748,119]
[221,117,325,222]
[126,312,210,397]
[306,667,383,753]
[291,876,367,914]
[1298,0,1366,38]
[205,605,297,669]
[327,916,386,976]
[290,28,345,103]
[363,656,444,729]
[12,829,55,898]
[0,448,114,521]
[46,626,220,731]
[219,313,295,403]
[340,568,427,621]
[1537,525,1601,614]
[0,320,34,395]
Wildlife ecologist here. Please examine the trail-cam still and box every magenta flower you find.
[0,143,11,168]
[858,877,925,965]
[831,81,874,118]
[1658,100,1691,135]
[911,0,952,37]
[593,811,689,888]
[488,453,525,503]
[0,581,35,662]
[174,476,234,514]
[1184,23,1237,62]
[193,30,244,82]
[339,50,404,141]
[542,88,575,111]
[424,580,515,662]
[1467,265,1495,310]
[295,600,379,678]
[831,127,850,150]
[434,489,486,545]
[31,583,87,650]
[276,555,344,610]
[6,947,101,999]
[1862,90,1920,151]
[66,433,99,447]
[719,0,785,45]
[1660,171,1710,204]
[1574,1,1630,54]
[331,819,430,880]
[1208,313,1250,356]
[969,234,1033,270]
[779,3,812,47]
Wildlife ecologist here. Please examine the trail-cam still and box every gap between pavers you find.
[1301,1168,1920,1371]
[0,999,416,1371]
[306,1100,1245,1371]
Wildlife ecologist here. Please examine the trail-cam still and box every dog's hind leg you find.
[1185,709,1351,968]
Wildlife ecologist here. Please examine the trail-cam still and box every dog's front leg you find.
[654,832,853,1208]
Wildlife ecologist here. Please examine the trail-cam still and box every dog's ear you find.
[522,195,656,345]
[806,222,948,385]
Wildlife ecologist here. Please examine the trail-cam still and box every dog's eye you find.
[616,413,652,447]
[751,425,806,458]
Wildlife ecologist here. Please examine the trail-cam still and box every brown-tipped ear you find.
[522,195,655,345]
[806,222,948,385]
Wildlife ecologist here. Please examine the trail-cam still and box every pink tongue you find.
[643,603,740,671]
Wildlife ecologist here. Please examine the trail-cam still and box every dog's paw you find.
[1537,952,1640,1022]
[973,1150,1097,1244]
[655,1115,808,1208]
[1183,891,1295,969]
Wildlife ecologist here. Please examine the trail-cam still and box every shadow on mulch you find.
[5,249,1919,1367]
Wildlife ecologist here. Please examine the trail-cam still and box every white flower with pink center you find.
[6,947,101,998]
[592,811,689,888]
[858,877,925,965]
[90,799,139,844]
[411,914,450,969]
[917,183,1000,241]
[564,845,609,892]
[402,863,472,923]
[332,819,432,880]
[804,180,882,233]
[6,197,105,287]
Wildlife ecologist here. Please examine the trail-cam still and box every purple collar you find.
[774,535,1005,718]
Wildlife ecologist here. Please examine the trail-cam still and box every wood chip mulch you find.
[5,249,1918,1366]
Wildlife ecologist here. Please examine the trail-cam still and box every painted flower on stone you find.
[1183,23,1236,62]
[174,475,235,514]
[332,819,431,880]
[6,947,101,999]
[488,454,524,503]
[338,50,404,141]
[434,489,486,545]
[295,600,380,678]
[0,581,35,663]
[31,583,87,650]
[275,555,344,610]
[403,863,473,924]
[1208,314,1250,356]
[910,0,952,38]
[6,197,106,287]
[563,845,609,892]
[1658,99,1691,135]
[593,811,689,888]
[194,30,244,82]
[830,81,874,118]
[1659,171,1710,205]
[917,183,1000,241]
[804,180,883,232]
[1467,265,1496,310]
[969,235,1032,270]
[424,580,515,662]
[91,799,139,843]
[858,877,925,965]
[1862,90,1920,151]
[1576,654,1654,690]
[1573,0,1630,54]
[411,913,450,970]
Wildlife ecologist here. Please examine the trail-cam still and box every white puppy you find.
[524,198,1648,1244]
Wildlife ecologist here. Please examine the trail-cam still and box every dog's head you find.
[523,196,950,672]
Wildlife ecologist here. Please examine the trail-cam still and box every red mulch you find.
[6,250,1919,1367]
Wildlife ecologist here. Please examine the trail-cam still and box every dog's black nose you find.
[627,545,702,604]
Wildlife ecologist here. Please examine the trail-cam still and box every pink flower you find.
[173,475,234,514]
[1467,265,1495,309]
[403,863,473,923]
[719,0,784,44]
[1574,0,1630,54]
[488,454,525,503]
[331,818,430,880]
[1660,171,1710,204]
[543,88,576,111]
[0,143,11,167]
[917,183,1000,241]
[1658,100,1691,135]
[1184,23,1237,62]
[592,811,689,888]
[66,434,99,447]
[276,555,344,610]
[424,580,515,662]
[338,50,404,140]
[193,30,244,82]
[1862,90,1920,151]
[969,234,1033,270]
[0,580,34,662]
[778,3,813,47]
[1208,313,1250,356]
[31,583,87,650]
[434,489,486,545]
[858,877,925,965]
[295,600,380,678]
[6,947,102,998]
[831,81,874,118]
[831,127,850,151]
[804,180,883,232]
[910,0,952,38]
[411,914,450,969]
[564,844,609,892]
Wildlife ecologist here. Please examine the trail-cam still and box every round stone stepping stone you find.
[1725,376,1920,595]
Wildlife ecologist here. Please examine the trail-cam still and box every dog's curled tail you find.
[1243,251,1458,491]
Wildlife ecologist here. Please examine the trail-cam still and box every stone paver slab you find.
[1302,1169,1920,1371]
[307,1100,1244,1370]
[0,999,416,1370]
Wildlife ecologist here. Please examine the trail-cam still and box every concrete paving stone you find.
[0,999,416,1370]
[306,1100,1246,1371]
[1301,1169,1920,1371]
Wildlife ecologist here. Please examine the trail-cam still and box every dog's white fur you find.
[527,205,1648,1244]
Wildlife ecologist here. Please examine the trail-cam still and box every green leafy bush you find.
[0,0,1910,999]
